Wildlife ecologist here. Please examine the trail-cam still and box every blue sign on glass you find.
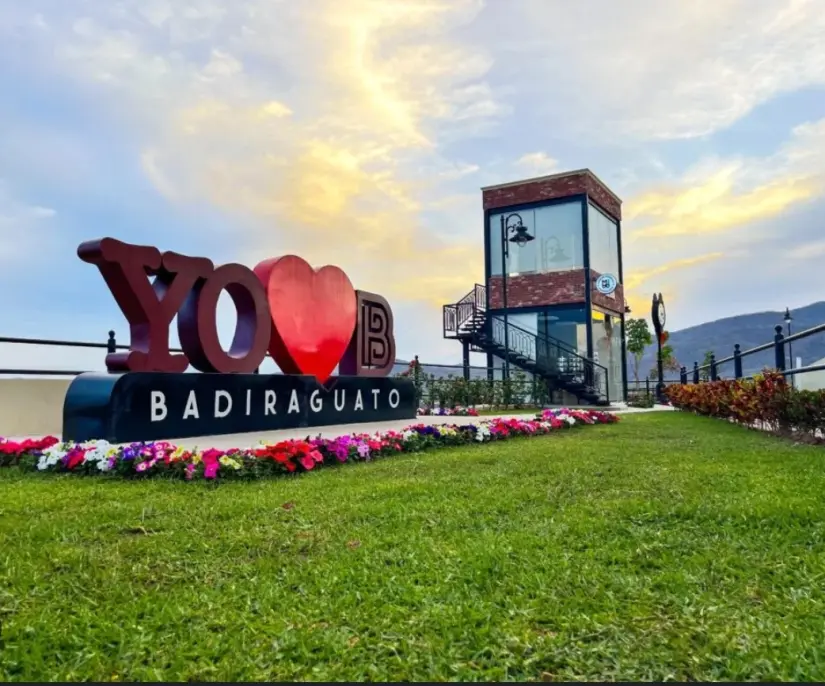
[595,273,618,295]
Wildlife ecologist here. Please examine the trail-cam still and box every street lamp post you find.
[784,307,794,388]
[499,213,534,380]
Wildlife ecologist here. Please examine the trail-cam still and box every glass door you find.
[592,310,623,402]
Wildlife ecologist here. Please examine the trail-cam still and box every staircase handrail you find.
[487,315,609,401]
[456,283,486,308]
[444,284,486,335]
[487,315,608,374]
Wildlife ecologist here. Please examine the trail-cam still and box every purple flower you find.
[121,443,144,461]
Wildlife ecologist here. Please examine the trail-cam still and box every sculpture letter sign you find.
[63,238,415,442]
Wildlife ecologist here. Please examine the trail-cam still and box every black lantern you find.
[505,214,535,247]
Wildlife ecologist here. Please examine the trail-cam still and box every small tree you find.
[648,331,680,378]
[626,318,653,384]
[661,343,680,372]
[700,350,713,381]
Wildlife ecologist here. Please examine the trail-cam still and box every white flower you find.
[37,444,66,471]
[74,440,118,472]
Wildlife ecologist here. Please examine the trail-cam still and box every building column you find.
[462,340,471,381]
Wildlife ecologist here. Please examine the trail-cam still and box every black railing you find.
[485,316,609,403]
[0,333,495,383]
[443,283,611,403]
[0,331,182,376]
[443,283,486,339]
[639,319,825,392]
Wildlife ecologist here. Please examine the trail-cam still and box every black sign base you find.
[63,372,417,443]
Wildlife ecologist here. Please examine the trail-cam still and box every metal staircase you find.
[443,284,610,406]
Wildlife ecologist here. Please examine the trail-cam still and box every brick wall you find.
[590,270,625,315]
[483,170,621,221]
[488,270,625,314]
[488,270,586,309]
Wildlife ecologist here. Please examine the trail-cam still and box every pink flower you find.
[202,450,221,479]
[203,461,219,479]
[300,454,316,471]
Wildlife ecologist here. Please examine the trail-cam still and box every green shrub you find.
[667,371,825,440]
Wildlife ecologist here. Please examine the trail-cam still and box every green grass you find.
[2,413,825,681]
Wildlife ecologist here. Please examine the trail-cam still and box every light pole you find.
[499,213,534,380]
[784,307,794,388]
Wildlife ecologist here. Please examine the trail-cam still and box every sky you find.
[1,0,825,374]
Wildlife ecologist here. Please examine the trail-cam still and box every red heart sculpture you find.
[254,255,357,383]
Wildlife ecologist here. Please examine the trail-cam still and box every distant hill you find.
[634,301,825,379]
[391,360,490,380]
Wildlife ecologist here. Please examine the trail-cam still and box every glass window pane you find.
[489,201,584,277]
[534,202,584,272]
[588,204,619,278]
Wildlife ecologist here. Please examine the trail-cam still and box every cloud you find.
[0,181,56,264]
[14,0,501,307]
[511,0,825,140]
[623,252,726,318]
[515,152,557,175]
[786,239,825,260]
[4,0,825,352]
[627,117,825,239]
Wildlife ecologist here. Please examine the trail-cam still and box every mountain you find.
[391,360,491,380]
[633,301,825,380]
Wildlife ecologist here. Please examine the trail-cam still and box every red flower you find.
[66,447,87,470]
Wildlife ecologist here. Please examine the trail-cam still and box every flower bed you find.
[417,406,479,416]
[0,409,619,481]
[666,370,825,441]
[536,408,617,424]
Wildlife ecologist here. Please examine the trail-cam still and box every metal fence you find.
[0,332,507,381]
[0,333,551,411]
[629,320,825,401]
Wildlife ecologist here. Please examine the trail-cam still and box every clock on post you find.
[652,292,666,336]
[651,293,666,402]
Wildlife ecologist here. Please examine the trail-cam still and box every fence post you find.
[413,355,421,407]
[693,361,700,384]
[645,376,651,397]
[774,325,786,371]
[733,344,743,379]
[680,366,687,384]
[710,354,718,381]
[107,330,117,354]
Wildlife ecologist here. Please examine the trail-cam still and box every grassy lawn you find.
[2,413,825,681]
[474,407,539,416]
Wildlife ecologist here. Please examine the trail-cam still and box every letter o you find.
[388,388,400,408]
[178,263,271,373]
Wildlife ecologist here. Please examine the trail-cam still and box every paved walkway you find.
[172,405,675,450]
[7,405,674,450]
